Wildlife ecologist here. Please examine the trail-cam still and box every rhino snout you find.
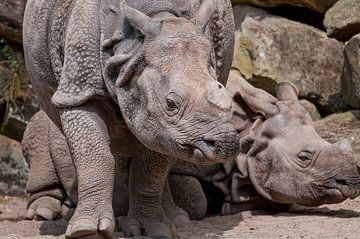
[192,123,240,163]
[334,138,352,152]
[316,144,360,202]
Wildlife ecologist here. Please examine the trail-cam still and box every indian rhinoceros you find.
[170,73,360,219]
[22,78,360,226]
[23,0,239,238]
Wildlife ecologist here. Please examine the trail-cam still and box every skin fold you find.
[22,0,237,238]
[23,79,360,231]
[170,75,360,218]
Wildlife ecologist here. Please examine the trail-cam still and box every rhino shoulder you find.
[51,0,111,107]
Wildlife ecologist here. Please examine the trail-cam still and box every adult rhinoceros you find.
[22,79,360,230]
[170,74,360,219]
[23,0,239,238]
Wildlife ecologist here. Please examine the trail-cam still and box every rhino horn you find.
[193,0,217,32]
[334,138,352,152]
[122,3,161,36]
[276,82,299,101]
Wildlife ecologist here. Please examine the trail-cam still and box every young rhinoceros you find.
[22,81,360,225]
[23,0,239,238]
[170,75,360,219]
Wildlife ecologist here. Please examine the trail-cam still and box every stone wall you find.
[231,0,360,160]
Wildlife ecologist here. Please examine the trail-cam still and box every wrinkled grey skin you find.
[23,0,238,238]
[23,80,360,225]
[171,78,360,219]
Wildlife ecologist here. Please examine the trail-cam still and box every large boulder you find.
[324,0,360,41]
[0,134,28,196]
[314,111,360,160]
[232,5,344,113]
[231,0,338,13]
[341,33,360,108]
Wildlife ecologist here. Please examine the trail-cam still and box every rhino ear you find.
[122,3,161,36]
[276,82,299,101]
[193,0,217,32]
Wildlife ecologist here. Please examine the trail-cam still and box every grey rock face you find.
[0,134,28,196]
[231,0,338,13]
[314,111,360,160]
[324,0,360,40]
[342,34,360,108]
[232,4,344,113]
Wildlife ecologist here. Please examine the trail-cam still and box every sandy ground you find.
[1,196,360,239]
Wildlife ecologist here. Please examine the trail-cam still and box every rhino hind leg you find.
[170,175,207,220]
[22,110,68,221]
[25,195,62,221]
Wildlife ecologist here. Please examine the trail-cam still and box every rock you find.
[341,34,360,108]
[232,5,344,113]
[0,0,27,44]
[324,0,360,40]
[299,100,321,121]
[314,111,360,160]
[231,0,338,13]
[0,106,28,142]
[0,134,28,196]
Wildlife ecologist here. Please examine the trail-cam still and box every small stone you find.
[324,0,360,40]
[314,111,360,160]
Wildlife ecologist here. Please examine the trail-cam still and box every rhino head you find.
[235,83,360,206]
[113,0,239,164]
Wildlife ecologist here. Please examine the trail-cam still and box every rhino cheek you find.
[116,79,165,153]
[247,150,312,205]
[247,154,277,202]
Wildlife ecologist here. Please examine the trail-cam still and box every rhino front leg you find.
[170,175,207,220]
[123,150,174,238]
[162,177,190,228]
[59,104,115,239]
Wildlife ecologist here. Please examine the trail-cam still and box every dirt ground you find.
[1,196,360,239]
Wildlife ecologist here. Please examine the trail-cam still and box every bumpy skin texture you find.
[23,80,360,225]
[171,78,360,218]
[23,0,238,238]
[22,110,77,221]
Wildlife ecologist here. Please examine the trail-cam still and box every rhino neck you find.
[126,0,180,17]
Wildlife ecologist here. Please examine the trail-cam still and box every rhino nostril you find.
[202,138,216,148]
[335,179,347,186]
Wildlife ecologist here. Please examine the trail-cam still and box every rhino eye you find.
[165,92,182,112]
[297,151,314,161]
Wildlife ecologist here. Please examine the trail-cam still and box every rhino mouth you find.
[193,139,217,159]
[335,182,360,200]
[179,138,236,164]
[315,180,360,201]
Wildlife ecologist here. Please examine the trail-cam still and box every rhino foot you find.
[122,216,174,238]
[61,199,76,220]
[25,196,62,220]
[65,210,114,239]
[162,203,190,228]
[167,208,190,229]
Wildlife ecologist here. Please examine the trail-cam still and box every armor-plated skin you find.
[22,0,238,238]
[23,81,360,226]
